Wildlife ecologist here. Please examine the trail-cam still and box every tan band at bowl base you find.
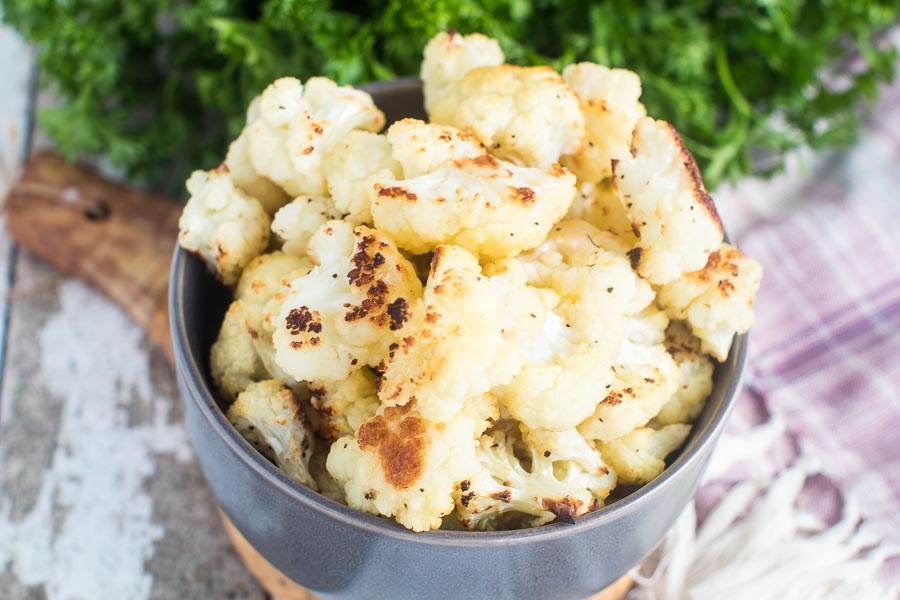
[220,510,321,600]
[219,510,633,600]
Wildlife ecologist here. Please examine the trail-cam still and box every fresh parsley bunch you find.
[4,0,897,193]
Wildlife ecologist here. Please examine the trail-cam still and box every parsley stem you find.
[715,38,752,119]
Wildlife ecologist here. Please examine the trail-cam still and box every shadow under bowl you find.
[169,78,746,600]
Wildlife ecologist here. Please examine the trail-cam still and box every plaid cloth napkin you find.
[686,57,900,589]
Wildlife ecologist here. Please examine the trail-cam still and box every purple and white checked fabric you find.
[704,62,900,581]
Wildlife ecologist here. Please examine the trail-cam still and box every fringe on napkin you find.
[628,419,900,600]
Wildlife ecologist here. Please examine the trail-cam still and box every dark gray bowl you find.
[169,78,746,600]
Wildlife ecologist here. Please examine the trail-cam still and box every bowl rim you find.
[170,245,746,546]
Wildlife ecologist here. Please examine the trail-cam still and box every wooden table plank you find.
[0,23,266,600]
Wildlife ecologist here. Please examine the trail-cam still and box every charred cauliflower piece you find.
[227,380,318,490]
[321,131,401,225]
[210,300,268,403]
[308,367,380,442]
[235,251,313,382]
[420,30,505,113]
[657,243,763,360]
[271,196,341,257]
[561,63,646,183]
[455,427,601,531]
[428,65,584,168]
[225,97,291,215]
[178,167,270,286]
[273,221,423,382]
[246,77,385,198]
[655,321,715,425]
[613,117,724,285]
[599,424,691,485]
[326,403,481,532]
[378,245,554,424]
[370,119,577,260]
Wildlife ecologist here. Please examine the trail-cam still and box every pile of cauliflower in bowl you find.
[177,31,762,532]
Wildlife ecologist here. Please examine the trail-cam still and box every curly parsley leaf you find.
[4,0,897,194]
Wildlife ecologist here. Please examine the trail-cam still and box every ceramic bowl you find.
[169,78,746,600]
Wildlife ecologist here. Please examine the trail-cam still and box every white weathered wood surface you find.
[0,25,267,599]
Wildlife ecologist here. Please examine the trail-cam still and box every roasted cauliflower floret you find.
[494,220,661,431]
[566,180,636,243]
[578,339,680,443]
[599,424,691,485]
[321,131,401,225]
[520,425,616,499]
[455,426,601,530]
[493,309,615,432]
[246,77,385,197]
[225,98,290,215]
[370,119,577,260]
[657,243,763,360]
[309,445,345,503]
[464,392,502,431]
[178,167,270,286]
[420,30,505,113]
[613,117,724,285]
[428,65,584,168]
[378,245,554,424]
[326,403,481,531]
[210,300,268,403]
[235,250,312,302]
[227,380,318,490]
[308,367,380,442]
[561,63,646,183]
[495,350,612,432]
[517,219,650,315]
[273,221,423,382]
[270,196,341,257]
[655,321,715,425]
[235,251,313,382]
[384,118,486,178]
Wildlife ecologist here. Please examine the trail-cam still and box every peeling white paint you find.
[0,279,191,599]
[0,19,33,198]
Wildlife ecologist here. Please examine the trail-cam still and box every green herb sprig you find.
[4,0,897,194]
